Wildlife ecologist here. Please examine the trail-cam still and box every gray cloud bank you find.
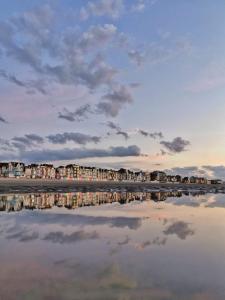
[0,145,142,163]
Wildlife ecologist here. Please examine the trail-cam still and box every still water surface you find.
[0,191,225,300]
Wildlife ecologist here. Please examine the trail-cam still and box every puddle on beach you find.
[0,191,225,300]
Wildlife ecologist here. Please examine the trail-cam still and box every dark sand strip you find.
[0,178,224,194]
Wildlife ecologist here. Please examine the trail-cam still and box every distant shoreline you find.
[0,178,224,194]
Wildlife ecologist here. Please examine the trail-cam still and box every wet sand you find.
[0,178,224,194]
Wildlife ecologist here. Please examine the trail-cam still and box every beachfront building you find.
[167,175,177,183]
[40,164,56,179]
[0,163,9,177]
[182,177,190,184]
[133,171,151,182]
[24,164,55,179]
[175,175,182,183]
[24,164,38,178]
[209,179,223,184]
[118,168,129,181]
[189,176,207,184]
[56,166,67,179]
[166,175,182,183]
[66,164,81,180]
[150,171,167,182]
[0,162,25,178]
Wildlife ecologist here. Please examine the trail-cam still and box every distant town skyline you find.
[1,0,225,179]
[0,161,223,184]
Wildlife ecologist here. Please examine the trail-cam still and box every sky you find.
[0,0,225,179]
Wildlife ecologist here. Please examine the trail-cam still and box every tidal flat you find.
[0,190,225,299]
[0,178,224,194]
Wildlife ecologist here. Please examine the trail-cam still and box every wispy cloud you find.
[138,129,163,139]
[186,62,225,93]
[58,104,92,122]
[43,230,99,244]
[80,0,124,20]
[47,132,101,145]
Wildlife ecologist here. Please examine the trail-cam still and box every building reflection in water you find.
[0,191,207,213]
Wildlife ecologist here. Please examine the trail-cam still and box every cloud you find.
[43,230,99,244]
[105,122,130,140]
[106,125,163,141]
[0,10,125,96]
[13,145,142,162]
[78,24,117,52]
[0,139,13,152]
[106,122,134,140]
[131,0,158,13]
[164,166,201,177]
[0,69,27,87]
[117,235,130,246]
[102,85,133,103]
[80,0,124,20]
[97,85,133,117]
[0,5,55,75]
[163,221,195,240]
[47,132,101,145]
[15,212,142,230]
[156,149,168,156]
[116,130,129,140]
[131,0,146,12]
[12,134,44,150]
[24,134,44,144]
[137,236,167,250]
[138,129,163,139]
[160,137,190,153]
[130,82,141,88]
[58,104,92,122]
[0,115,8,124]
[0,4,146,119]
[44,39,118,90]
[6,230,39,242]
[205,195,225,208]
[106,121,121,131]
[166,197,203,208]
[0,69,47,94]
[164,165,225,180]
[186,62,225,93]
[201,165,225,180]
[127,36,193,67]
[128,49,146,66]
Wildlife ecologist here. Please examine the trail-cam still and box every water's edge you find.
[0,178,224,194]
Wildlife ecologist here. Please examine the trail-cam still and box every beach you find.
[0,178,224,194]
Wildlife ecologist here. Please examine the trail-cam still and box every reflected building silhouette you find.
[0,191,206,213]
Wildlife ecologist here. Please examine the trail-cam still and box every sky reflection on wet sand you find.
[0,192,225,300]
